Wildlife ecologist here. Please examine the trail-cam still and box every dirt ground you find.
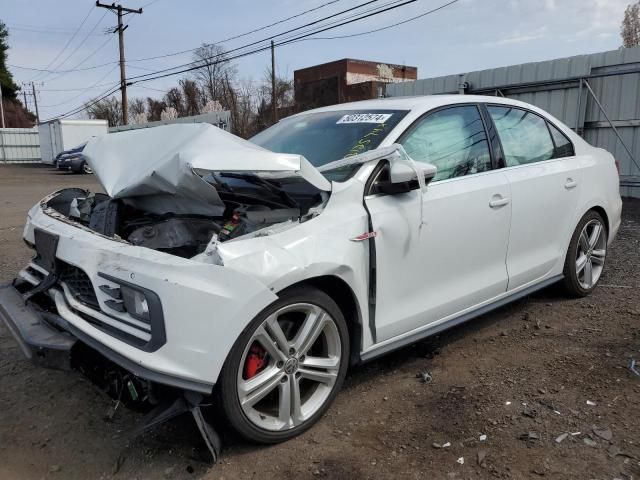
[0,164,639,480]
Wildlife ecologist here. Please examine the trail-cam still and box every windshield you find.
[251,109,408,181]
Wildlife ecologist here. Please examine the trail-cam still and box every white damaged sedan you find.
[0,95,622,445]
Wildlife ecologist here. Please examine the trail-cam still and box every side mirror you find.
[377,162,437,195]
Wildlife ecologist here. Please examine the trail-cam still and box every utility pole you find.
[31,82,40,124]
[270,40,277,124]
[96,1,142,125]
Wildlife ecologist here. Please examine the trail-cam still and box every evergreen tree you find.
[0,20,20,100]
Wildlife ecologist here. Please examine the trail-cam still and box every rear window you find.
[251,110,408,180]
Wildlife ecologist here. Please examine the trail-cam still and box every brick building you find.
[292,58,418,112]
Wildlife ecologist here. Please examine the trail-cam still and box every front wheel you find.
[562,210,607,296]
[219,287,349,444]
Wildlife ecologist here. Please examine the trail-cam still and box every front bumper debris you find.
[0,282,76,369]
[0,280,214,393]
[0,282,222,463]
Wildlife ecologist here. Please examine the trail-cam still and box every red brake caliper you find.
[244,343,267,379]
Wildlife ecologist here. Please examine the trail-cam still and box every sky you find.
[1,0,631,121]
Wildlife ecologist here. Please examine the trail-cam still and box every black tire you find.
[562,210,607,297]
[218,286,349,444]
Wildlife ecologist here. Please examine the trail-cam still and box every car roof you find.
[290,94,543,117]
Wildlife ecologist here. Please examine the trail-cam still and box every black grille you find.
[58,263,99,309]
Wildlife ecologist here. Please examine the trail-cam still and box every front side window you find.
[399,105,492,182]
[488,106,555,167]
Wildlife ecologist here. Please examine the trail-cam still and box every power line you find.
[140,0,163,8]
[46,0,458,120]
[39,83,116,92]
[9,0,350,76]
[40,64,120,108]
[37,11,110,82]
[125,0,346,64]
[28,5,95,82]
[126,0,385,82]
[6,24,104,36]
[128,0,417,84]
[305,0,459,40]
[44,1,396,120]
[41,83,122,122]
[45,33,117,83]
[9,60,117,74]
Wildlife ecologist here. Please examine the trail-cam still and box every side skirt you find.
[360,274,563,362]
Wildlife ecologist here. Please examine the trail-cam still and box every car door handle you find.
[489,196,510,208]
[565,178,577,189]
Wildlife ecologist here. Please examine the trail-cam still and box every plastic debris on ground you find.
[629,358,640,377]
[416,371,433,383]
[432,441,451,449]
[555,433,569,444]
[456,457,465,465]
[586,400,597,406]
[479,434,487,442]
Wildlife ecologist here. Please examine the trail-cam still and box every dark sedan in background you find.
[55,143,92,174]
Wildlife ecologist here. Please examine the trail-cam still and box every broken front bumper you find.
[0,282,212,392]
[0,283,75,368]
[1,200,279,393]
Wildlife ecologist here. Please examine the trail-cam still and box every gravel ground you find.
[0,165,639,480]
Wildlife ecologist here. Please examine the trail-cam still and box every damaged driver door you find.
[364,104,511,343]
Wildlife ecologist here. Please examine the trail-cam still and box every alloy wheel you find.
[575,219,606,289]
[236,302,341,431]
[82,162,93,174]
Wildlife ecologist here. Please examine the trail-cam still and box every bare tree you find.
[622,1,640,47]
[163,87,185,116]
[146,97,166,122]
[254,67,294,131]
[129,97,147,124]
[179,79,202,116]
[192,44,237,108]
[220,74,258,138]
[86,96,122,127]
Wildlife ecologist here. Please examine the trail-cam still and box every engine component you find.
[219,206,301,242]
[89,197,122,236]
[127,217,220,254]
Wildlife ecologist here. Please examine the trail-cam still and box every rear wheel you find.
[219,287,349,444]
[82,162,93,174]
[562,210,607,296]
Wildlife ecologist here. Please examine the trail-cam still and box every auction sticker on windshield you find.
[336,113,393,124]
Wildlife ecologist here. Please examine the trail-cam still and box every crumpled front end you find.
[4,198,280,393]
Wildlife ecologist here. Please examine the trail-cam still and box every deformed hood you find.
[83,123,331,216]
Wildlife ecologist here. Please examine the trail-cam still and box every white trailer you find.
[38,119,108,165]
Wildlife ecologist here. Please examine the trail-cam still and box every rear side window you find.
[548,123,575,158]
[400,105,492,182]
[488,106,555,167]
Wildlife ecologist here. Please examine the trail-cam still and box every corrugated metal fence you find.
[0,127,40,163]
[387,46,640,198]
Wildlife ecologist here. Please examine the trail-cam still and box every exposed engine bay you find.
[43,172,327,259]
